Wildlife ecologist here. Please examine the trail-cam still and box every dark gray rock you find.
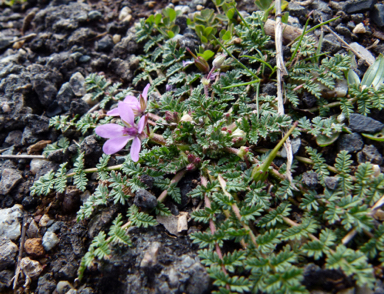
[88,205,118,238]
[56,82,74,112]
[311,0,332,13]
[287,2,307,18]
[69,100,90,116]
[96,35,114,52]
[313,10,332,23]
[351,13,364,23]
[302,92,317,108]
[0,237,18,270]
[28,64,62,107]
[347,21,356,31]
[46,101,63,117]
[322,34,341,53]
[51,258,77,279]
[68,28,97,46]
[262,83,277,96]
[140,174,154,189]
[357,145,383,164]
[33,2,90,32]
[335,24,352,39]
[80,135,101,156]
[21,196,39,210]
[186,262,210,294]
[349,113,384,133]
[108,58,134,82]
[324,176,339,190]
[91,54,110,71]
[134,189,157,210]
[371,4,384,27]
[112,30,139,59]
[343,0,376,13]
[0,270,13,291]
[4,130,23,147]
[338,133,364,153]
[22,127,39,146]
[0,168,23,195]
[78,287,95,294]
[302,171,318,188]
[24,114,50,134]
[36,273,57,294]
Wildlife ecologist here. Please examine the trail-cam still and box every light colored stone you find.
[196,4,204,10]
[174,5,190,14]
[20,257,43,279]
[56,280,73,294]
[69,72,86,96]
[39,214,54,227]
[140,242,161,268]
[122,14,132,23]
[0,205,23,240]
[30,159,50,175]
[350,42,375,65]
[0,168,23,195]
[119,6,132,21]
[353,23,366,34]
[42,231,59,251]
[81,93,97,106]
[112,34,121,44]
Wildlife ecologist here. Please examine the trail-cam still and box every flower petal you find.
[107,108,120,116]
[103,136,132,155]
[142,84,150,101]
[130,136,141,162]
[95,124,125,138]
[137,115,146,134]
[118,101,135,126]
[123,95,139,104]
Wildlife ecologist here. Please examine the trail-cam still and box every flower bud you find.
[195,57,210,73]
[165,111,179,123]
[237,146,249,160]
[231,128,247,147]
[186,163,196,171]
[180,113,193,122]
[188,153,196,163]
[337,113,345,123]
[201,77,210,86]
[212,53,226,69]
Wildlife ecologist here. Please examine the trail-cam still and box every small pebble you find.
[147,1,156,8]
[39,214,54,227]
[113,34,121,44]
[119,6,132,21]
[20,257,43,279]
[353,23,366,34]
[56,281,73,294]
[24,238,45,257]
[122,14,132,23]
[42,231,59,251]
[196,5,204,10]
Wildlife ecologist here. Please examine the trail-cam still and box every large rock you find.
[338,133,364,153]
[0,237,18,271]
[0,205,23,240]
[371,4,384,27]
[0,168,23,195]
[349,113,384,133]
[343,0,377,13]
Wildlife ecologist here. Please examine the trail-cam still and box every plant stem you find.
[221,79,260,89]
[212,35,259,80]
[157,169,187,202]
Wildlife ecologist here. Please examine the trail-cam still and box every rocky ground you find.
[1,0,384,293]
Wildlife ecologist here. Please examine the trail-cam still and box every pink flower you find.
[95,102,147,162]
[107,84,150,117]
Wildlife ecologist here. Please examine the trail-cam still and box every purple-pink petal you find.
[95,124,125,139]
[107,108,120,116]
[137,115,146,134]
[123,95,138,104]
[103,136,132,155]
[130,136,142,162]
[142,84,150,102]
[118,102,135,126]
